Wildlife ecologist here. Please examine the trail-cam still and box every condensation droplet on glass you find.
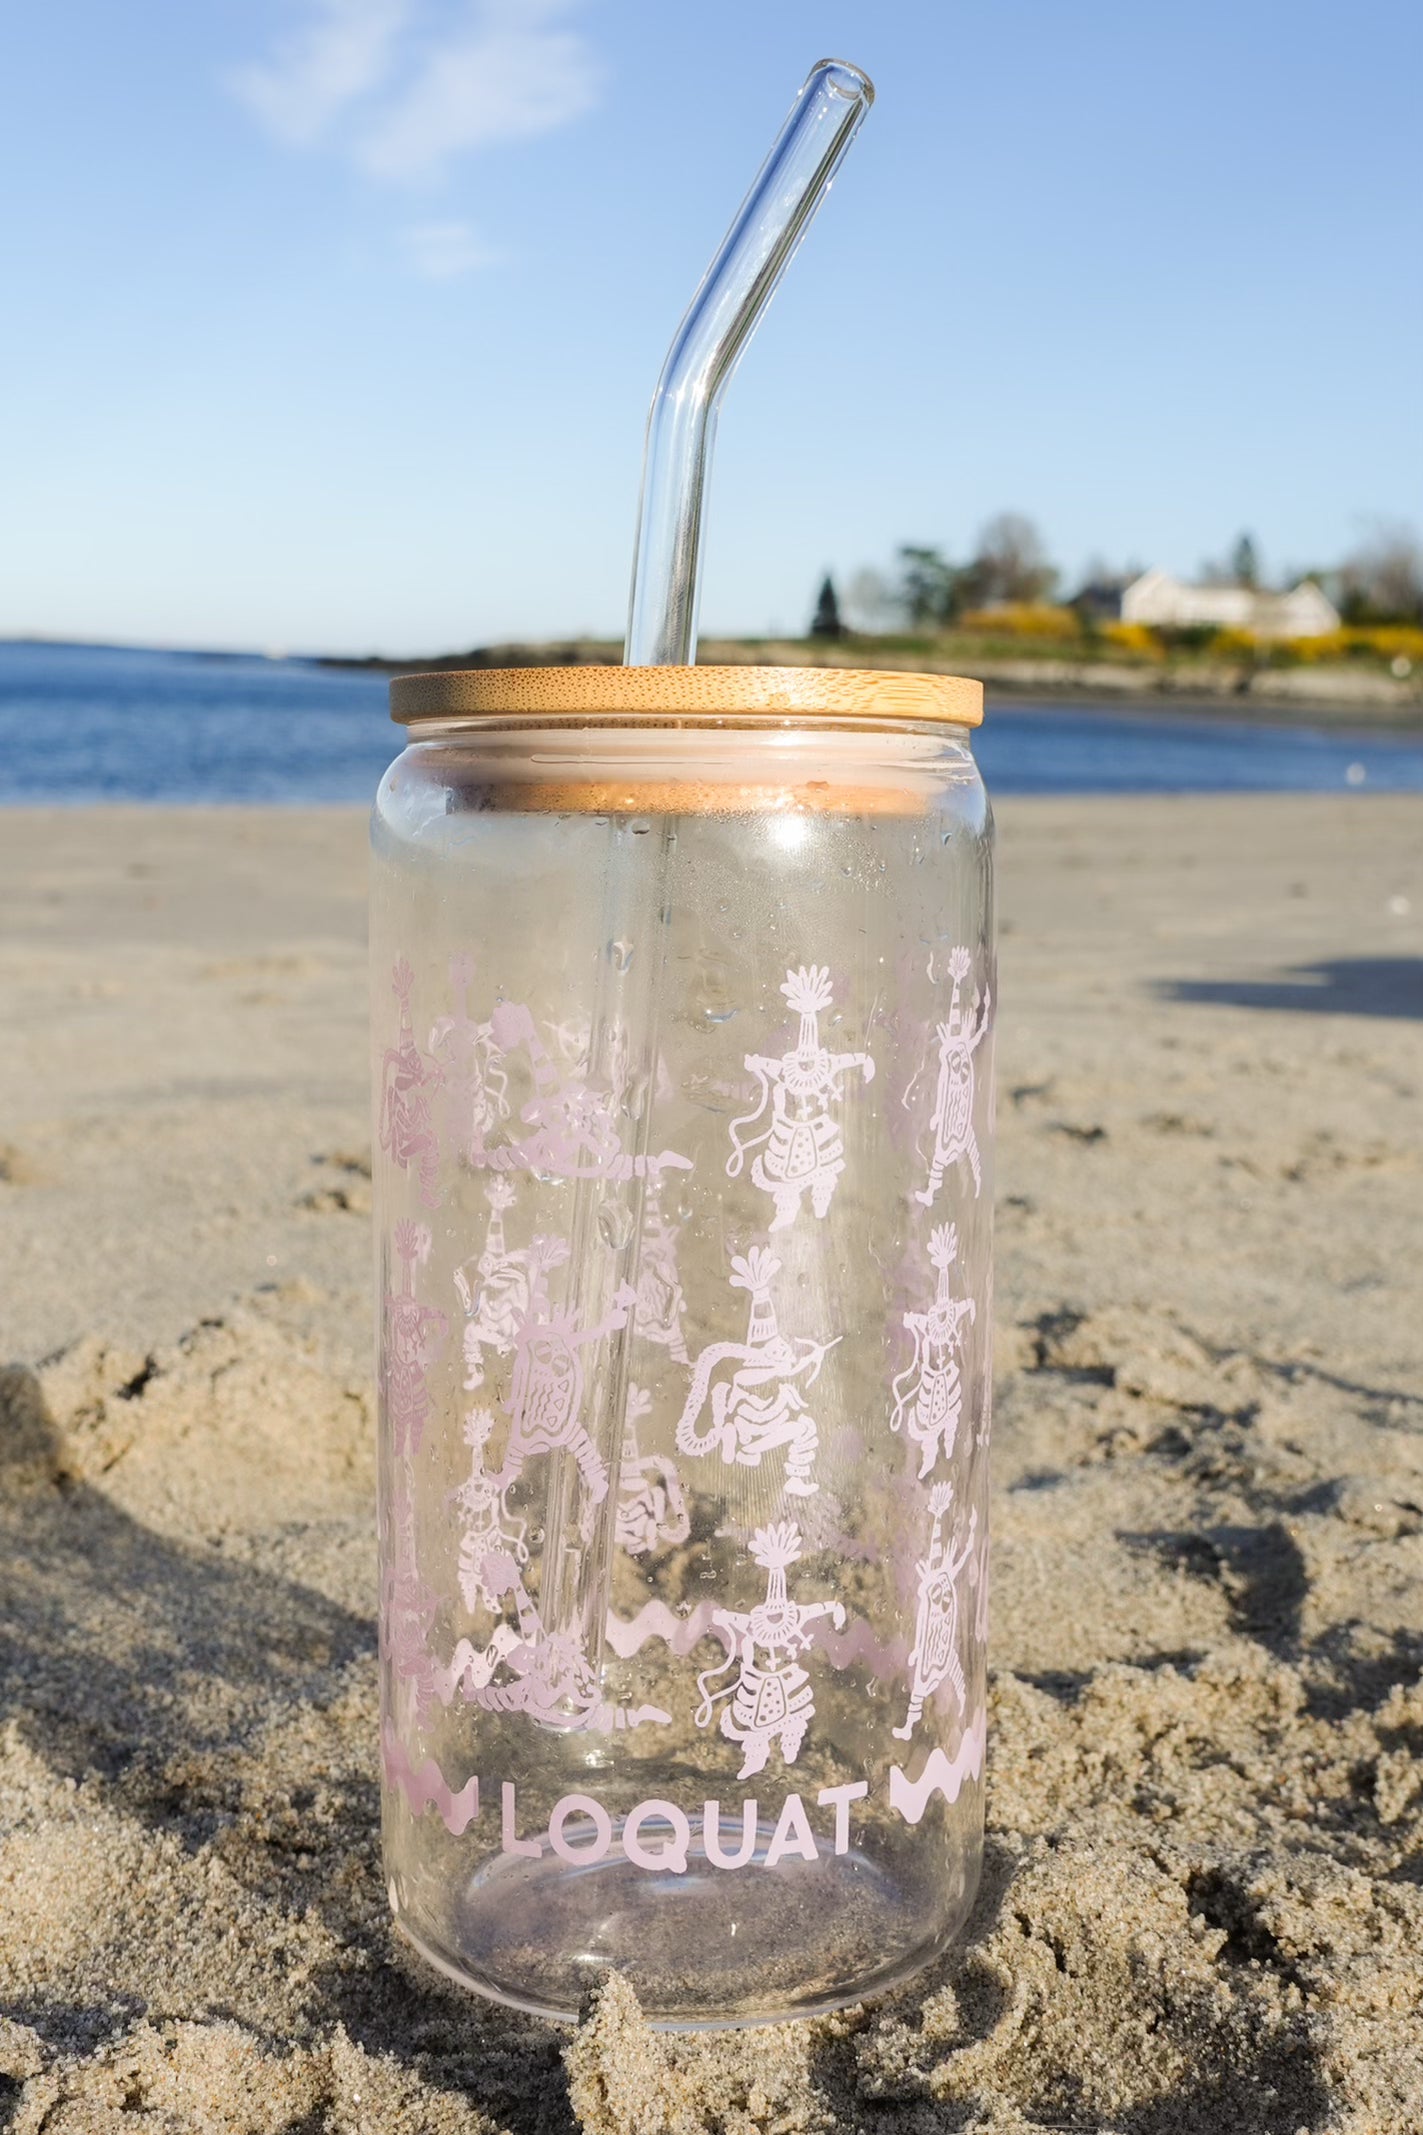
[597,1200,635,1249]
[607,938,634,973]
[630,818,652,836]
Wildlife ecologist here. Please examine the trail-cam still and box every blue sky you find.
[1,0,1419,655]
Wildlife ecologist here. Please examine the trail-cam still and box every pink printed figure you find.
[913,947,990,1204]
[890,1224,977,1479]
[455,1179,530,1390]
[501,1235,637,1505]
[453,1406,528,1614]
[381,1470,441,1728]
[616,1385,690,1557]
[727,965,874,1231]
[634,1167,689,1364]
[694,1522,845,1778]
[378,958,443,1207]
[483,1002,691,1184]
[675,1248,840,1498]
[428,952,509,1164]
[453,1543,669,1733]
[385,1220,448,1457]
[893,1483,977,1742]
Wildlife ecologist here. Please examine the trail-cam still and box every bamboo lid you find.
[389,664,983,728]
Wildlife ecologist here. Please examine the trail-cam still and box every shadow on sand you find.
[1160,955,1423,1022]
[1,1365,1335,2132]
[0,1362,572,2129]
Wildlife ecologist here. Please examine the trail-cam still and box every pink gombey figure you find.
[453,1405,528,1615]
[727,964,874,1232]
[381,1467,442,1730]
[500,1234,637,1506]
[452,1539,669,1735]
[428,952,509,1165]
[616,1384,691,1557]
[378,958,443,1208]
[484,1001,690,1183]
[695,1522,845,1779]
[892,1482,978,1742]
[890,1224,977,1479]
[633,1166,690,1364]
[455,1178,531,1391]
[913,947,990,1205]
[385,1220,447,1458]
[675,1247,840,1498]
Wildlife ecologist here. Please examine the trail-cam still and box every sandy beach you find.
[2,796,1421,2133]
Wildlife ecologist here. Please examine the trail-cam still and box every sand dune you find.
[2,798,1421,2132]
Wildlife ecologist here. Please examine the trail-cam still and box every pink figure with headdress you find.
[453,1539,669,1734]
[890,1224,977,1479]
[500,1235,637,1505]
[913,947,990,1205]
[675,1248,839,1498]
[381,1467,441,1729]
[694,1522,844,1778]
[453,1405,528,1615]
[384,1220,447,1458]
[727,965,874,1231]
[616,1384,690,1557]
[483,1002,691,1183]
[428,952,509,1164]
[634,1167,690,1364]
[455,1178,531,1390]
[892,1482,977,1742]
[378,958,443,1207]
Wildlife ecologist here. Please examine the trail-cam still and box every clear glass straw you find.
[537,60,875,1728]
[624,58,875,667]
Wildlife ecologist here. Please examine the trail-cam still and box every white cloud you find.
[230,0,602,180]
[359,0,602,181]
[402,219,501,278]
[229,0,413,147]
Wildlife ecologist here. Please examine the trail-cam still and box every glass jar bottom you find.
[393,1827,981,2028]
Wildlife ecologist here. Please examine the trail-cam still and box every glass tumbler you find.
[370,665,996,2026]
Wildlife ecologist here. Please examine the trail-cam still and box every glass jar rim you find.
[389,664,983,730]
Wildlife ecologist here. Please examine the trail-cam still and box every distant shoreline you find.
[5,633,1419,735]
[318,635,1423,733]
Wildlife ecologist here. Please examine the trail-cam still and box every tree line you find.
[808,515,1423,636]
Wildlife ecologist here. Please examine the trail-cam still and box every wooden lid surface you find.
[389,664,983,728]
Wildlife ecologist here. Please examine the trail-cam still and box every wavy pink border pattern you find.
[603,1597,910,1686]
[604,1598,720,1660]
[887,1709,986,1825]
[382,1726,481,1836]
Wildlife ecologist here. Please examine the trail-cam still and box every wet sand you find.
[1,798,1420,2132]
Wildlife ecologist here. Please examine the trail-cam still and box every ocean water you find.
[3,640,1422,803]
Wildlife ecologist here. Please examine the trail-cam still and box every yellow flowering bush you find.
[1290,627,1423,664]
[957,604,1081,638]
[1098,621,1163,656]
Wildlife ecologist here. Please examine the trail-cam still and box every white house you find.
[1121,569,1340,639]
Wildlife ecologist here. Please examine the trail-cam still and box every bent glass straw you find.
[625,58,875,668]
[538,63,875,1720]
